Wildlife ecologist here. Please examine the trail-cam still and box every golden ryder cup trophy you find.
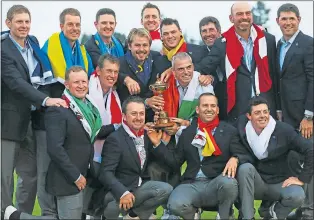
[149,76,175,129]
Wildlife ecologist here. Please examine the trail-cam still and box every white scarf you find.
[245,116,276,160]
[89,74,121,125]
[89,74,122,163]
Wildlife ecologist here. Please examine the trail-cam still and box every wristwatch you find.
[304,114,313,121]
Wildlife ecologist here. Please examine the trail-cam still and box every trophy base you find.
[153,122,176,129]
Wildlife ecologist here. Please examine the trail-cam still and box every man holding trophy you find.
[147,52,214,219]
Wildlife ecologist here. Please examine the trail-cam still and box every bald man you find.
[196,2,277,124]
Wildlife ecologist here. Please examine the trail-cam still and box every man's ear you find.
[196,106,200,115]
[246,113,251,120]
[5,19,11,29]
[122,113,126,121]
[96,66,101,76]
[60,23,64,31]
[64,81,69,90]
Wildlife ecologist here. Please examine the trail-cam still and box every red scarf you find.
[222,24,272,113]
[123,120,144,137]
[150,29,161,40]
[162,73,180,118]
[110,92,122,124]
[197,116,222,156]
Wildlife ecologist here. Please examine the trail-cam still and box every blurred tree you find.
[79,32,127,46]
[252,1,270,27]
[80,33,91,44]
[113,32,127,45]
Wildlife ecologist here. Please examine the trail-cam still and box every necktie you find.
[280,42,291,71]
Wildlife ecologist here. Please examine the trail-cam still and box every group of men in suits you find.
[1,1,313,220]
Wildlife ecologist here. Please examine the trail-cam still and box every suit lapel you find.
[7,37,30,77]
[69,110,91,141]
[281,32,302,75]
[123,129,141,169]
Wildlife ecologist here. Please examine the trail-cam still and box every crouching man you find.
[98,96,173,219]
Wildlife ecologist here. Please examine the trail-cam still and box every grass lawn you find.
[14,167,263,219]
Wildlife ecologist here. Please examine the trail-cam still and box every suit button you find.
[200,165,202,167]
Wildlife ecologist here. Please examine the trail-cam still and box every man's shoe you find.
[160,209,180,220]
[123,214,140,220]
[3,206,18,220]
[216,208,235,220]
[269,202,278,219]
[148,213,157,220]
[287,208,314,220]
[194,208,202,220]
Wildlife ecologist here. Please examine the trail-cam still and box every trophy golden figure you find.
[149,76,175,129]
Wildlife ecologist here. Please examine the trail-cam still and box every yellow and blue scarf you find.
[94,32,124,57]
[45,32,93,82]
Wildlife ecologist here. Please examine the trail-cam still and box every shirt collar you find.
[9,34,29,51]
[280,30,300,45]
[176,80,188,89]
[235,32,253,43]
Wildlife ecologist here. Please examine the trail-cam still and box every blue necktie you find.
[280,42,291,71]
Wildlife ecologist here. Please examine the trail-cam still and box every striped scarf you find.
[222,24,272,113]
[163,71,214,119]
[195,117,222,157]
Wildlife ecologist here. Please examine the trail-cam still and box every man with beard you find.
[274,3,313,219]
[116,28,162,121]
[141,2,162,52]
[1,5,67,217]
[98,96,173,219]
[154,18,214,87]
[188,2,277,123]
[85,8,125,69]
[233,96,313,219]
[42,8,94,98]
[147,93,240,219]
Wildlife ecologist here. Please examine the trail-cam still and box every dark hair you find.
[197,92,217,106]
[97,54,120,69]
[141,2,161,19]
[199,16,221,34]
[122,96,145,114]
[95,8,116,22]
[59,8,81,24]
[277,3,300,18]
[6,5,31,21]
[247,96,269,114]
[160,18,181,34]
[65,65,86,81]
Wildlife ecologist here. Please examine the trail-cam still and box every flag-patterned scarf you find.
[162,36,187,61]
[89,71,122,163]
[194,116,222,157]
[222,24,272,113]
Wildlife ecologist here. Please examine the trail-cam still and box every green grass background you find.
[14,166,263,219]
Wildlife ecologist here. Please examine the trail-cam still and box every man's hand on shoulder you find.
[124,76,141,95]
[45,98,68,108]
[119,192,135,211]
[160,67,172,83]
[198,74,214,86]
